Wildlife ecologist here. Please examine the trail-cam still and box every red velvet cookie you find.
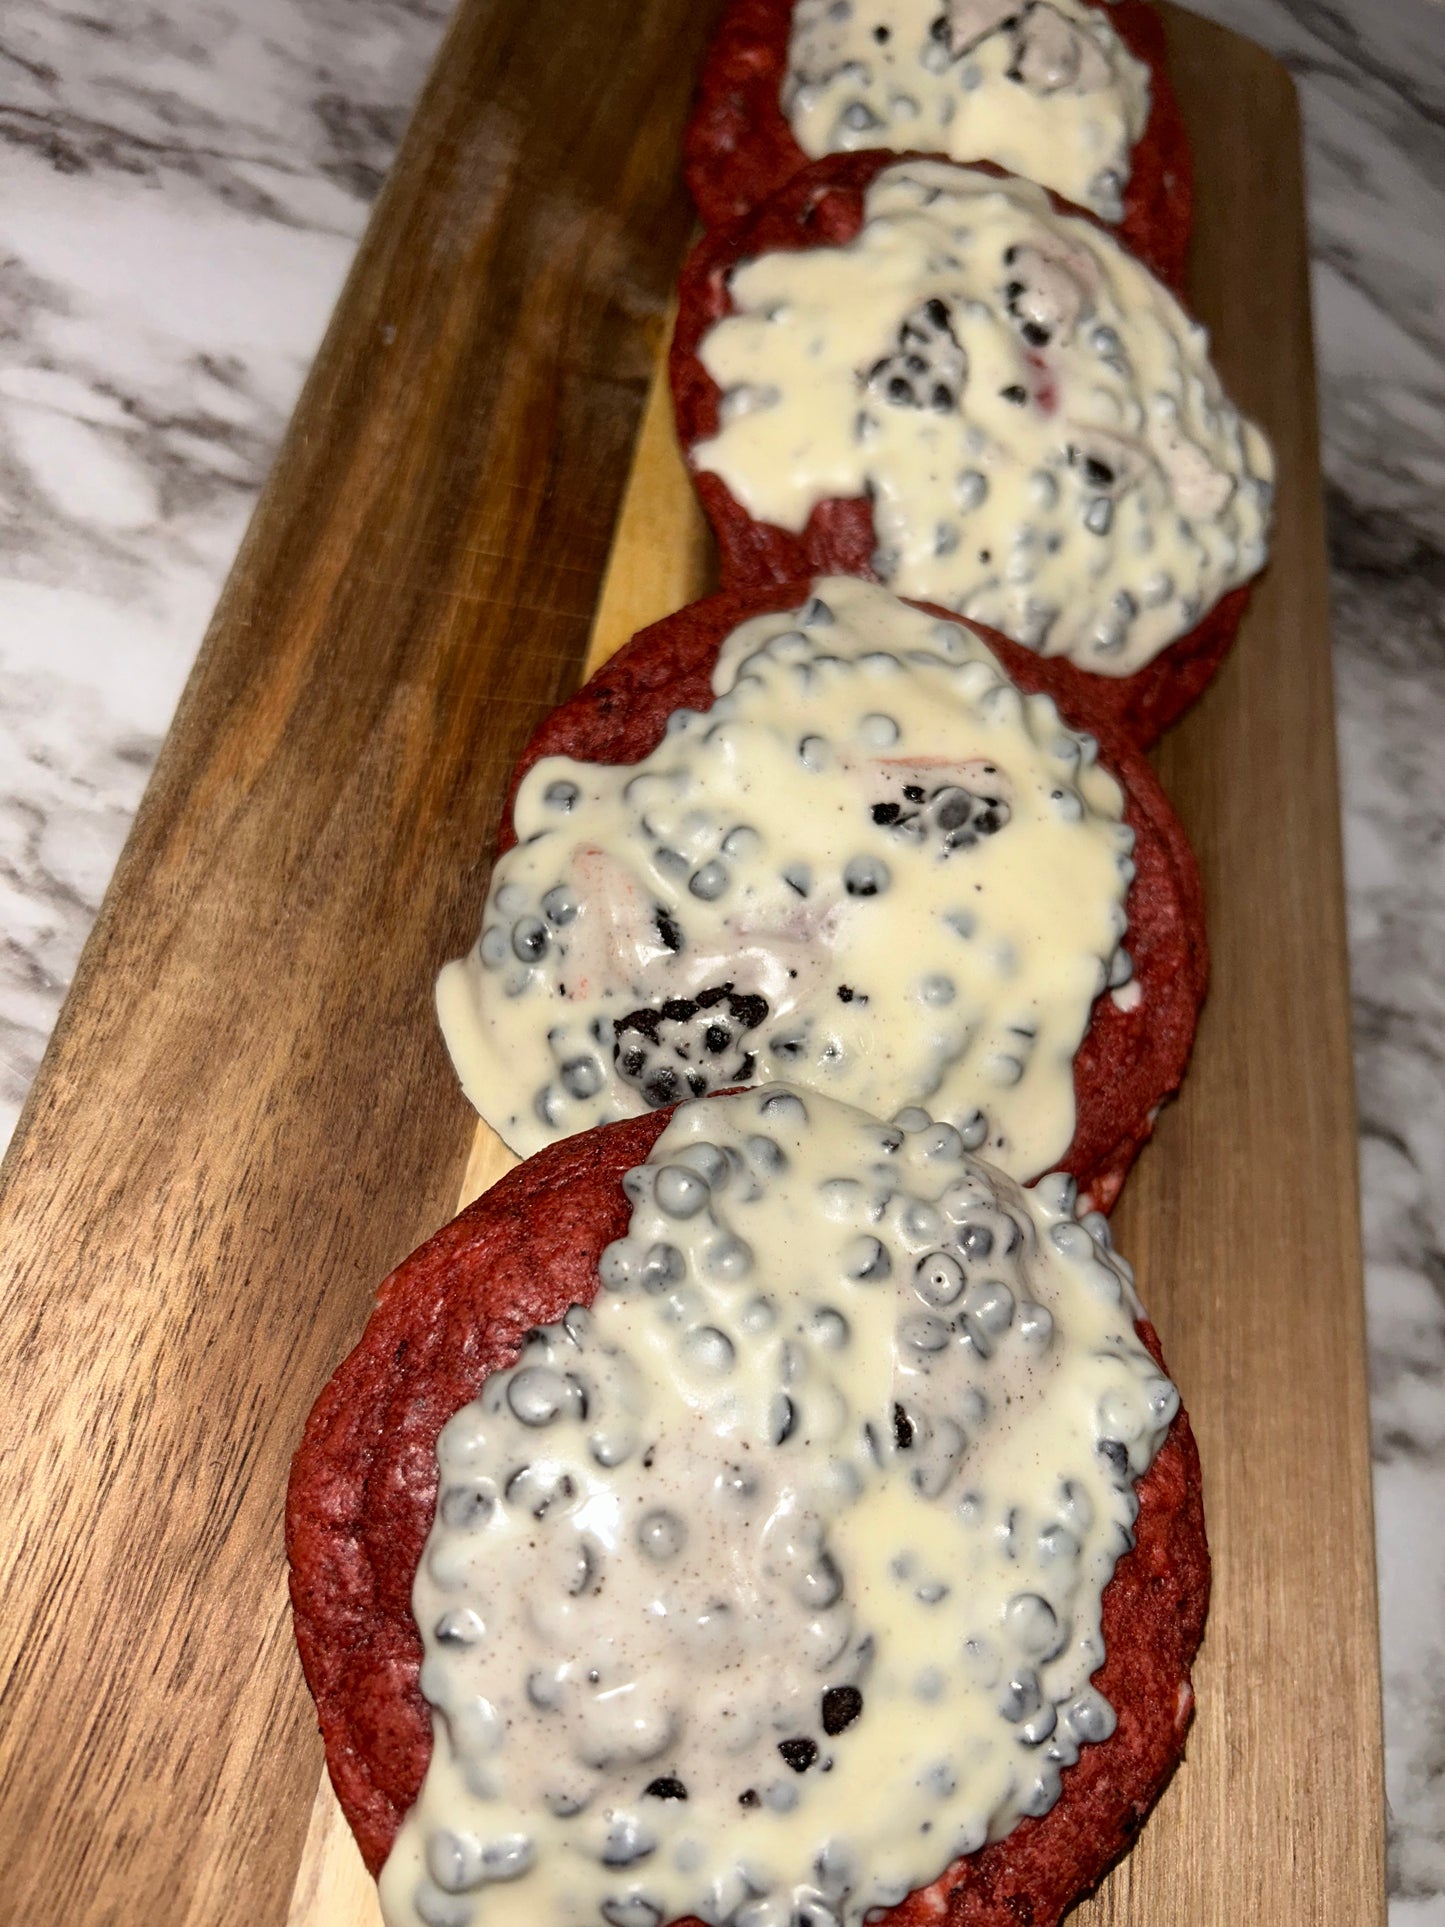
[670,152,1263,747]
[287,1101,1210,1926]
[685,0,1193,289]
[497,579,1208,1214]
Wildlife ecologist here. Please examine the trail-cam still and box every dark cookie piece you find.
[822,1682,864,1734]
[613,984,770,1107]
[867,298,968,414]
[872,780,1010,852]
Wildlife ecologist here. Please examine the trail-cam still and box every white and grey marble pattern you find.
[1204,6,1445,1918]
[0,0,1441,1918]
[0,0,450,1138]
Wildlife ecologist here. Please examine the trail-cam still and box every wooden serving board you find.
[0,6,1385,1926]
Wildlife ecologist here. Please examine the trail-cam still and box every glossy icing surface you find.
[693,161,1273,675]
[785,0,1150,222]
[382,1086,1177,1927]
[439,579,1132,1175]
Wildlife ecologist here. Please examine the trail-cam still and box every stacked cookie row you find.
[289,11,1270,1927]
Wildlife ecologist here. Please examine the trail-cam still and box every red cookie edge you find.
[496,578,1208,1211]
[668,149,1254,748]
[683,0,1193,289]
[286,1099,1210,1927]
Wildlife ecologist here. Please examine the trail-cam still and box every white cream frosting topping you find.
[784,0,1150,222]
[692,161,1274,676]
[437,578,1134,1175]
[381,1086,1179,1927]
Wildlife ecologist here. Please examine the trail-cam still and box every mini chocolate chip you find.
[1098,1438,1130,1477]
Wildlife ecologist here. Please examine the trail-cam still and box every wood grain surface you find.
[0,5,1385,1927]
[1098,10,1386,1918]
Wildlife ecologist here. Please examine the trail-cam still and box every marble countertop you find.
[2,0,1440,1917]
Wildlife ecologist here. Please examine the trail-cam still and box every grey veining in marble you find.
[1208,4,1445,1915]
[0,0,450,1142]
[1,0,1442,1919]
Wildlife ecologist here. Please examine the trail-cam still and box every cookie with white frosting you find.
[287,1087,1209,1927]
[671,156,1274,743]
[437,577,1206,1210]
[686,0,1193,285]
